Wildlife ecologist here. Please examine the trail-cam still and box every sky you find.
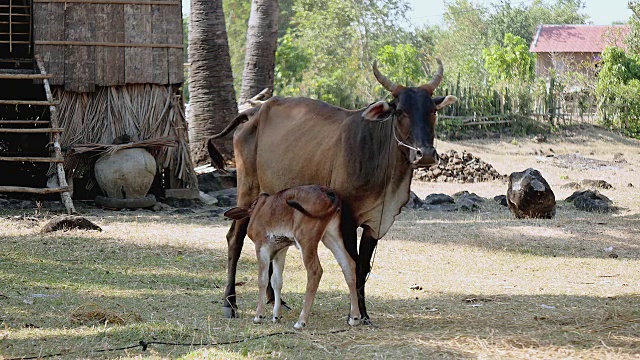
[183,1,633,26]
[407,0,633,27]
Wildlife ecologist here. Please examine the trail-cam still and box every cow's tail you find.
[209,105,261,139]
[207,105,262,170]
[286,189,341,219]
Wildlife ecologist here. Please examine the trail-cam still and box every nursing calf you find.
[224,185,361,330]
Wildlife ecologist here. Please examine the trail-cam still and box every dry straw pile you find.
[54,84,196,188]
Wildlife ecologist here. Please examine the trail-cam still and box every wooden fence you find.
[434,79,610,129]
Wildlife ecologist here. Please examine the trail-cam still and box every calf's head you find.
[363,58,457,167]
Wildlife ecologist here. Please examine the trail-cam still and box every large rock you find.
[95,148,156,199]
[566,190,614,213]
[507,168,556,219]
[453,191,484,211]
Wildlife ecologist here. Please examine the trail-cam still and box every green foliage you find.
[528,0,588,26]
[272,0,412,107]
[223,0,252,93]
[627,1,640,54]
[487,1,534,46]
[436,0,489,85]
[274,31,312,96]
[375,44,423,95]
[595,47,640,138]
[483,33,535,85]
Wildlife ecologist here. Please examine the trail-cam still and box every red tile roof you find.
[530,25,630,53]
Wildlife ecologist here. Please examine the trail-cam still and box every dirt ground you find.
[1,125,639,359]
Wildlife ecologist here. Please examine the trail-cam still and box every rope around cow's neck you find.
[370,111,421,160]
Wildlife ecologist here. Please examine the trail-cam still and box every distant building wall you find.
[535,52,599,79]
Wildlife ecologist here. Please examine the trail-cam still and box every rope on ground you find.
[5,328,351,360]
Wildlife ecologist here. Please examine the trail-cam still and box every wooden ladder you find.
[0,55,76,214]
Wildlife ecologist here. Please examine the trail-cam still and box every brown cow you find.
[210,59,457,322]
[224,185,361,330]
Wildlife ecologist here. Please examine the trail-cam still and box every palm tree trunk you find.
[188,0,237,165]
[239,0,279,104]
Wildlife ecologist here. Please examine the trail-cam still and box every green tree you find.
[483,33,535,84]
[487,1,534,46]
[436,0,489,85]
[374,44,423,97]
[595,47,640,137]
[275,0,410,107]
[528,0,588,26]
[627,1,640,54]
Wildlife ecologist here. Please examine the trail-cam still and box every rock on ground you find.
[41,216,102,233]
[507,168,556,219]
[414,150,504,183]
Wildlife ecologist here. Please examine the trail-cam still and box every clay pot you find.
[94,148,157,208]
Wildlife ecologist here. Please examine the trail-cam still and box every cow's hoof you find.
[272,316,281,323]
[253,315,266,324]
[293,321,306,330]
[348,317,361,326]
[361,317,373,326]
[223,306,237,319]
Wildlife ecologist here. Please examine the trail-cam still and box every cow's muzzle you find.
[411,146,439,167]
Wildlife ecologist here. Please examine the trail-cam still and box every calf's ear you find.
[433,95,457,110]
[224,207,249,220]
[362,101,394,121]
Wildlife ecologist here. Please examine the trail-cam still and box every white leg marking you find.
[271,247,288,323]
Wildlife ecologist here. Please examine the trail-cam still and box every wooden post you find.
[35,54,77,214]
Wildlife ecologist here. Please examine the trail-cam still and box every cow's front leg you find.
[223,219,248,318]
[357,227,379,324]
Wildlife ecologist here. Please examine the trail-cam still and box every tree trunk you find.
[188,0,237,165]
[239,0,279,104]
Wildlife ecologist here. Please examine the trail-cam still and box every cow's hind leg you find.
[270,247,288,323]
[357,226,379,324]
[223,219,248,318]
[294,243,323,330]
[322,225,361,326]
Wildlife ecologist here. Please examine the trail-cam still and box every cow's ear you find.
[362,101,394,121]
[224,207,249,220]
[434,95,457,110]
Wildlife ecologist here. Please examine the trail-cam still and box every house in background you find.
[529,24,630,78]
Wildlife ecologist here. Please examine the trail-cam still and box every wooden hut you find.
[0,0,196,212]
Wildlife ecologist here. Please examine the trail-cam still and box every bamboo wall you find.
[33,0,184,92]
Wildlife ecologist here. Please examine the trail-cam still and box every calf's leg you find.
[270,247,288,322]
[223,219,248,318]
[253,242,271,324]
[294,243,323,330]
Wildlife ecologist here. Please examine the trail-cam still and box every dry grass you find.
[1,125,640,359]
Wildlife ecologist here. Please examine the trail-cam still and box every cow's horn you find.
[372,60,397,93]
[423,58,444,93]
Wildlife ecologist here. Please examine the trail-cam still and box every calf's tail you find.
[286,189,341,219]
